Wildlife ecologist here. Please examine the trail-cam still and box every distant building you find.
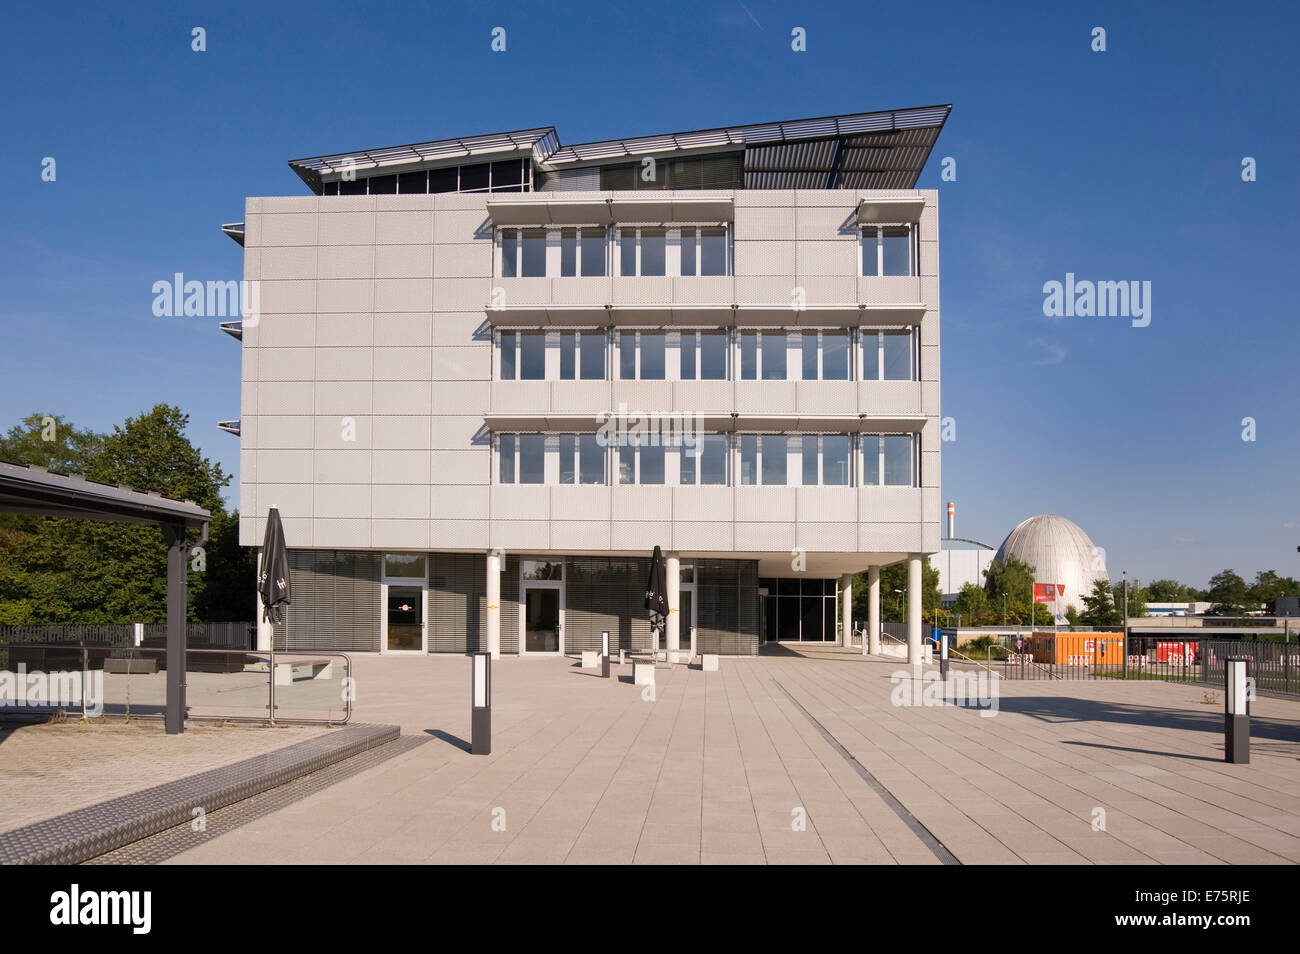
[937,537,995,606]
[1146,601,1212,617]
[990,514,1109,615]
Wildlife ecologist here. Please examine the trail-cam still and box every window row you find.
[500,226,730,278]
[497,328,917,382]
[322,158,530,196]
[496,433,918,487]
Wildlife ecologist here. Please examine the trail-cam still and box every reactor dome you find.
[991,515,1109,612]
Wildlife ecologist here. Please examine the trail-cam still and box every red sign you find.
[1033,583,1065,603]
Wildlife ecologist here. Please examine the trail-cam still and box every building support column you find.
[164,521,187,735]
[255,548,274,652]
[907,554,923,666]
[486,549,501,660]
[867,566,880,655]
[840,573,853,649]
[666,553,681,662]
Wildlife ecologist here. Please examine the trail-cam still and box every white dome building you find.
[991,515,1109,613]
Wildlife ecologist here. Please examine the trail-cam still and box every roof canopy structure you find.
[286,105,951,195]
[0,461,211,735]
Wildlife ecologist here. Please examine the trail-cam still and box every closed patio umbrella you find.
[645,545,667,653]
[258,507,292,624]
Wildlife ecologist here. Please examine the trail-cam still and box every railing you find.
[0,642,351,724]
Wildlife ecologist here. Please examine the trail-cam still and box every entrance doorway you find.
[382,553,427,654]
[524,587,561,653]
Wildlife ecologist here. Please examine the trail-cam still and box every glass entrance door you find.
[657,586,696,656]
[386,585,424,652]
[524,587,561,653]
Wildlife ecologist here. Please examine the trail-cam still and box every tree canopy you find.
[0,406,253,624]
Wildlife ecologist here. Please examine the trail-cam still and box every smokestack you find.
[946,501,955,539]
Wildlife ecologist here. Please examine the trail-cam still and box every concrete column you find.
[867,566,881,655]
[255,548,274,652]
[839,574,853,648]
[907,554,923,665]
[666,553,681,662]
[486,549,501,660]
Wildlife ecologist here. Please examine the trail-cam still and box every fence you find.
[956,631,1300,696]
[0,641,350,724]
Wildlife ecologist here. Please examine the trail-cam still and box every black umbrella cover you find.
[258,508,292,624]
[645,545,667,635]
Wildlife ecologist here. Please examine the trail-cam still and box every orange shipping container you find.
[1028,632,1124,666]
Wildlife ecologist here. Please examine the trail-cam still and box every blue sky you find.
[1,0,1296,589]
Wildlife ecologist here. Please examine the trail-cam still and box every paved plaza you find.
[153,647,1300,865]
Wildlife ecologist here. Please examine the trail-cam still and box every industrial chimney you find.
[946,501,955,539]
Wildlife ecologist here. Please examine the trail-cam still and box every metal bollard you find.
[601,631,610,679]
[1224,655,1250,764]
[472,652,491,755]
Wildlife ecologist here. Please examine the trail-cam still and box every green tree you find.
[1113,580,1147,618]
[982,556,1052,625]
[0,405,253,623]
[951,582,990,624]
[852,557,941,624]
[0,412,102,473]
[1246,570,1300,611]
[1207,570,1249,613]
[1145,579,1187,602]
[1080,578,1123,626]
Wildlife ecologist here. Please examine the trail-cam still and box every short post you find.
[1224,655,1250,764]
[939,630,949,681]
[601,631,611,678]
[472,652,491,756]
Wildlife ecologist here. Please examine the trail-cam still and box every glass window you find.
[620,229,637,276]
[639,333,665,379]
[700,434,727,484]
[740,332,757,380]
[681,229,697,277]
[384,553,426,579]
[739,434,757,485]
[579,434,604,484]
[501,332,517,380]
[883,330,913,380]
[560,229,577,277]
[640,228,666,276]
[580,332,605,380]
[700,227,727,276]
[700,332,727,379]
[761,333,787,380]
[491,159,524,191]
[501,230,519,278]
[761,435,787,485]
[883,435,913,486]
[802,435,819,486]
[823,435,850,486]
[429,167,458,193]
[558,332,576,380]
[680,332,696,380]
[617,444,635,484]
[862,436,880,486]
[460,163,490,191]
[862,331,880,380]
[520,332,545,380]
[619,331,636,379]
[559,434,576,484]
[521,559,563,580]
[801,334,818,381]
[521,229,546,277]
[822,331,849,380]
[580,228,605,277]
[339,177,366,196]
[397,171,427,194]
[519,434,545,484]
[640,444,665,484]
[368,174,397,195]
[861,230,878,277]
[499,434,516,483]
[882,227,911,276]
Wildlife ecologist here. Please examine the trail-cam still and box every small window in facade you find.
[398,171,428,194]
[680,227,728,277]
[862,434,917,487]
[459,163,490,192]
[678,330,729,380]
[617,331,666,380]
[862,329,917,381]
[429,167,458,193]
[384,553,427,579]
[617,440,667,485]
[800,330,851,381]
[557,434,607,485]
[861,225,917,276]
[368,174,397,195]
[679,434,729,485]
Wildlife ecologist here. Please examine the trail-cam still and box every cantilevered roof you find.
[288,127,560,192]
[286,106,951,194]
[0,461,210,529]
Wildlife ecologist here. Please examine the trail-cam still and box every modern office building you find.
[224,105,949,662]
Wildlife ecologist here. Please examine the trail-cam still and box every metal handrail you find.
[0,643,351,725]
